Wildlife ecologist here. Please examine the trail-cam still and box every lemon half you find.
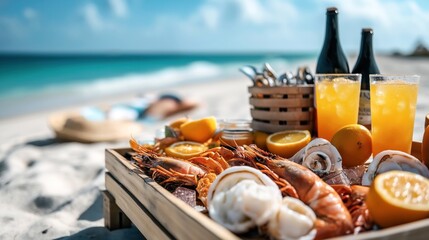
[266,130,311,158]
[366,170,429,228]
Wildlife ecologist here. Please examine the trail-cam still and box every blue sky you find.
[1,0,428,53]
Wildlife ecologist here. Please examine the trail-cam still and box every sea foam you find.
[0,61,230,118]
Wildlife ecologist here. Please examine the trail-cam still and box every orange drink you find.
[370,75,419,156]
[315,74,361,141]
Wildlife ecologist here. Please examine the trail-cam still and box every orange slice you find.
[180,116,217,143]
[366,171,429,228]
[266,130,311,158]
[331,124,372,168]
[164,141,208,159]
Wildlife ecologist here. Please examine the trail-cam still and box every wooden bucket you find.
[248,85,314,133]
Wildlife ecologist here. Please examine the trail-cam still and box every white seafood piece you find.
[362,150,429,186]
[267,197,317,240]
[291,138,348,184]
[207,166,282,233]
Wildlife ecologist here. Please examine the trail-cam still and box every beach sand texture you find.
[0,56,428,239]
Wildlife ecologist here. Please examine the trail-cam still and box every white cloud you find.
[212,0,297,26]
[197,5,220,30]
[145,0,302,51]
[236,0,268,24]
[329,0,390,27]
[168,0,298,32]
[82,3,103,31]
[0,16,26,38]
[23,8,38,21]
[109,0,128,18]
[118,0,429,52]
[326,0,429,51]
[80,1,127,33]
[1,9,39,40]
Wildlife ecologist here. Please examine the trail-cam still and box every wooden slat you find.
[248,85,314,94]
[251,109,313,121]
[249,97,313,108]
[251,120,313,133]
[105,173,174,240]
[105,149,239,240]
[328,218,429,240]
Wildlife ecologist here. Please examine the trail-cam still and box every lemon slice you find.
[266,130,311,158]
[180,116,217,143]
[366,171,429,228]
[165,141,208,159]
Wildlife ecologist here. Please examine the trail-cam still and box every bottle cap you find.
[327,7,338,14]
[362,28,374,34]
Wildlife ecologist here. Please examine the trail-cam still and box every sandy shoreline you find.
[0,76,253,239]
[0,56,428,239]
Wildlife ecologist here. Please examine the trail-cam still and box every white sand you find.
[0,56,428,239]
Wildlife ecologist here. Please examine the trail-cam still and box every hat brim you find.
[49,111,143,143]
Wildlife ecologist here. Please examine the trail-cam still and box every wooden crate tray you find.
[104,142,429,240]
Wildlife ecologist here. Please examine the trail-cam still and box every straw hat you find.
[49,111,143,143]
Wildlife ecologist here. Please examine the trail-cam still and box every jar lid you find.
[222,129,252,134]
[218,119,252,131]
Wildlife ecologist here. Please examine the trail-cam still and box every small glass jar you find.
[219,119,254,148]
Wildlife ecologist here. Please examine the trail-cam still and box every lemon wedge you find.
[180,116,217,143]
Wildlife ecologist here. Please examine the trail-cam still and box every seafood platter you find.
[103,114,429,240]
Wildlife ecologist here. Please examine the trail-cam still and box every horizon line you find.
[0,50,403,57]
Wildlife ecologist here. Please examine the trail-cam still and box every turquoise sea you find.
[0,53,316,118]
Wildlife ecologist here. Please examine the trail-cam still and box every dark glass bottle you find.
[316,7,350,73]
[352,28,380,129]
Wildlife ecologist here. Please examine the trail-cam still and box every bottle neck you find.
[316,8,350,74]
[359,32,375,60]
[324,13,339,45]
[353,29,380,89]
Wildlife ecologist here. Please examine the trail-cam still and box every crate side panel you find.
[411,141,422,161]
[105,174,173,240]
[105,149,239,240]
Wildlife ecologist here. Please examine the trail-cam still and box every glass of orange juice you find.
[315,74,362,141]
[370,75,419,156]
